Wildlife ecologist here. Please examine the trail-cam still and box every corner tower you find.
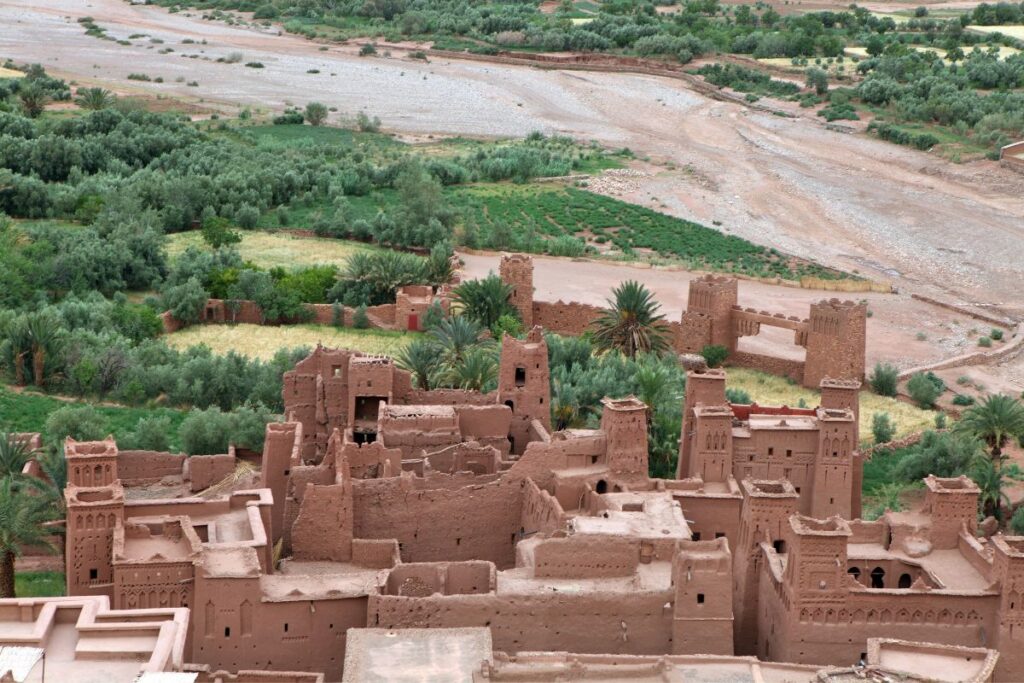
[803,299,867,388]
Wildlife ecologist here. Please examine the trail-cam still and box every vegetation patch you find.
[15,571,64,598]
[166,231,379,270]
[165,323,414,360]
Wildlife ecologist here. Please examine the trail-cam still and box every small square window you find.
[692,532,701,541]
[89,568,98,581]
[697,593,705,604]
[715,532,725,539]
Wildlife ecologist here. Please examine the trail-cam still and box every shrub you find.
[359,43,377,56]
[991,328,1004,341]
[163,277,208,326]
[952,394,975,406]
[1012,507,1024,535]
[907,371,942,408]
[331,302,345,328]
[253,4,278,19]
[725,387,752,404]
[121,415,172,451]
[179,405,273,455]
[244,62,265,69]
[272,109,304,125]
[872,412,896,444]
[356,111,380,132]
[935,413,947,429]
[869,362,899,397]
[701,344,729,369]
[805,67,829,95]
[352,305,369,329]
[304,101,328,126]
[235,205,260,230]
[44,405,106,445]
[978,336,992,347]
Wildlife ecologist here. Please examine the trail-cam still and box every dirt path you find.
[2,0,1022,314]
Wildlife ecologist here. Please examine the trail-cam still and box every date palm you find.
[450,347,498,392]
[0,434,34,480]
[429,316,486,368]
[395,338,440,391]
[17,83,49,118]
[956,394,1024,465]
[452,273,517,330]
[971,456,1014,520]
[25,311,64,388]
[592,280,670,358]
[0,477,58,597]
[74,87,114,111]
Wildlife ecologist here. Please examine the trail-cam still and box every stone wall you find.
[117,451,186,486]
[162,299,400,332]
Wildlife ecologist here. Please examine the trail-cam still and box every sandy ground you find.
[459,251,1010,371]
[0,0,1021,389]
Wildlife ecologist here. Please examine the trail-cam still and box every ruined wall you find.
[500,253,535,328]
[291,483,353,562]
[399,388,496,406]
[188,455,237,493]
[520,479,565,538]
[368,588,674,655]
[117,451,186,486]
[728,352,806,383]
[531,300,604,336]
[352,477,524,568]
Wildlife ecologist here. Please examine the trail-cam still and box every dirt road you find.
[2,0,1022,313]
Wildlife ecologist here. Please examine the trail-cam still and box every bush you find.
[235,205,260,230]
[805,67,829,95]
[869,362,899,397]
[163,277,208,326]
[1012,507,1024,535]
[304,101,328,126]
[272,109,304,125]
[352,305,369,329]
[244,62,265,69]
[701,344,729,369]
[725,387,752,404]
[952,394,975,406]
[359,43,377,56]
[991,328,1004,341]
[907,371,942,408]
[44,405,106,445]
[121,415,172,451]
[356,111,380,132]
[331,302,345,328]
[179,404,273,455]
[872,412,895,444]
[978,336,992,347]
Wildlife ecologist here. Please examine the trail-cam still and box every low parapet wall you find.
[1000,141,1024,170]
[118,450,186,485]
[160,299,399,334]
[896,323,1024,381]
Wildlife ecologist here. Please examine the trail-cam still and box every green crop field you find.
[15,572,65,598]
[449,185,845,280]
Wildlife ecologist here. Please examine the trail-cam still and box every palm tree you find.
[956,394,1024,465]
[0,434,34,480]
[451,274,517,330]
[633,362,672,427]
[0,477,57,597]
[450,348,498,392]
[592,280,670,358]
[395,338,440,391]
[17,83,49,118]
[4,316,32,387]
[971,456,1013,520]
[430,316,486,369]
[25,312,64,388]
[74,87,114,111]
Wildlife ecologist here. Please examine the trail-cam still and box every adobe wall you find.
[532,536,640,579]
[532,300,604,336]
[164,300,401,332]
[399,388,497,406]
[188,454,237,493]
[671,489,741,548]
[519,479,565,538]
[192,573,366,681]
[291,482,353,562]
[352,477,524,568]
[117,451,186,486]
[425,442,501,476]
[999,141,1024,170]
[367,587,674,655]
[728,351,805,383]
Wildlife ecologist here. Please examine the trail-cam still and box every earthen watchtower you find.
[496,327,550,454]
[599,396,648,476]
[499,253,534,328]
[804,299,867,387]
[678,275,738,353]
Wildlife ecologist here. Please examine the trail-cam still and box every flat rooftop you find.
[342,627,492,682]
[496,560,672,595]
[266,561,387,602]
[845,545,990,592]
[747,415,818,431]
[569,491,690,541]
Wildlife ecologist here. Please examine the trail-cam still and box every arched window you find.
[870,567,885,589]
[848,566,861,581]
[898,573,912,589]
[595,479,608,494]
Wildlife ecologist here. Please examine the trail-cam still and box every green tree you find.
[805,67,829,95]
[956,394,1024,465]
[74,87,114,111]
[869,362,899,397]
[25,311,64,388]
[452,274,516,330]
[304,102,329,126]
[201,216,242,250]
[430,316,486,369]
[701,344,729,369]
[0,477,57,597]
[592,281,670,358]
[872,412,895,444]
[0,434,34,480]
[44,405,106,445]
[450,347,498,392]
[907,372,942,409]
[970,456,1014,520]
[163,277,208,325]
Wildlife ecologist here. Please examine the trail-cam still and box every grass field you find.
[166,231,378,270]
[967,24,1024,40]
[165,324,414,360]
[450,184,846,280]
[724,368,935,444]
[0,66,25,79]
[0,385,189,448]
[16,572,65,598]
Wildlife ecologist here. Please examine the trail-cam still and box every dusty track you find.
[1,0,1022,315]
